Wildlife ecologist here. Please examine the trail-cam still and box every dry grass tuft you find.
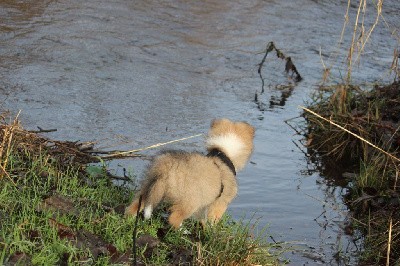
[303,81,400,264]
[0,113,100,175]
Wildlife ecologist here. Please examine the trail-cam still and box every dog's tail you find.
[140,174,166,219]
[125,172,166,219]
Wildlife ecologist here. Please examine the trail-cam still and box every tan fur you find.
[125,118,255,229]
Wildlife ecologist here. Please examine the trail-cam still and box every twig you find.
[90,149,142,155]
[28,126,57,133]
[100,134,203,159]
[300,106,400,163]
[304,193,328,205]
[77,142,96,152]
[292,140,309,158]
[386,124,400,149]
[106,172,131,182]
[52,141,101,162]
[269,235,277,244]
[284,116,304,136]
[0,164,16,186]
[257,42,302,94]
[257,42,275,93]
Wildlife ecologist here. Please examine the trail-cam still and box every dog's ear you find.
[245,122,255,136]
[210,118,229,128]
[237,122,255,137]
[210,119,218,128]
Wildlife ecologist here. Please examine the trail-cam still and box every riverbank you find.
[0,115,283,265]
[304,81,400,265]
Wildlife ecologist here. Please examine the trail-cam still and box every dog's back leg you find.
[125,197,143,216]
[142,178,165,219]
[207,175,238,223]
[125,174,166,218]
[168,203,198,229]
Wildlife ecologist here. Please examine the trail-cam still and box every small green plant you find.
[193,217,281,265]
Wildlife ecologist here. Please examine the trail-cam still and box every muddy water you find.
[1,0,399,264]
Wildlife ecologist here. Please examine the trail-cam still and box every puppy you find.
[125,118,255,229]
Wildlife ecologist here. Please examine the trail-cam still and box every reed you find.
[321,0,385,113]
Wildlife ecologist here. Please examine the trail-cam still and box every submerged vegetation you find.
[0,115,283,265]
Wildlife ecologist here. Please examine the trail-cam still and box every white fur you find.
[144,205,153,219]
[206,133,245,160]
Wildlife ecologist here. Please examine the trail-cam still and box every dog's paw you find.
[124,207,136,217]
[143,205,153,219]
[207,202,228,223]
[207,208,224,223]
[124,202,139,217]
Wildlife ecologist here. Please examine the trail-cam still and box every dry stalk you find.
[386,218,393,266]
[322,0,385,110]
[3,123,16,170]
[100,134,204,159]
[196,242,204,266]
[347,0,364,82]
[337,0,384,82]
[0,112,20,185]
[325,0,351,72]
[0,164,16,186]
[390,48,399,79]
[300,106,400,163]
[0,126,8,162]
[319,47,330,83]
[1,114,19,166]
[355,0,383,63]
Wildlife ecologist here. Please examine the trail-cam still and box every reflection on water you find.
[1,0,399,264]
[269,85,295,108]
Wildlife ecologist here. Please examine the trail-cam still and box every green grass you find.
[0,141,283,265]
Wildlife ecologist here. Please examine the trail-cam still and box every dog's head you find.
[206,118,255,171]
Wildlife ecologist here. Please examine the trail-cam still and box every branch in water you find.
[258,42,303,93]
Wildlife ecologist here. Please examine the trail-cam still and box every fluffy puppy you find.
[125,118,255,229]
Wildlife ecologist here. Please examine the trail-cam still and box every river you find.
[1,0,399,264]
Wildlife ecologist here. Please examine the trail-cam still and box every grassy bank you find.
[0,116,283,265]
[303,81,400,265]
